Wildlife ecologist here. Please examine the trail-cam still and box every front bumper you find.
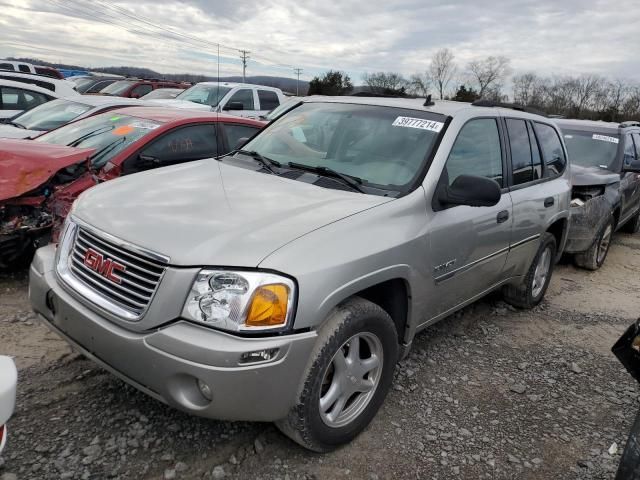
[29,245,317,422]
[564,198,611,254]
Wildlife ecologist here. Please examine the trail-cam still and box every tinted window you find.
[527,122,543,179]
[84,80,116,94]
[226,89,254,110]
[633,134,640,161]
[624,135,637,166]
[535,123,566,176]
[1,87,50,110]
[136,124,218,167]
[224,123,259,151]
[0,75,55,92]
[445,118,503,187]
[18,64,31,73]
[0,63,14,70]
[131,84,152,97]
[258,90,280,111]
[506,118,534,185]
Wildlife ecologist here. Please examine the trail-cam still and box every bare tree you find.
[362,72,408,94]
[429,48,457,99]
[570,74,605,116]
[407,72,431,97]
[467,56,512,98]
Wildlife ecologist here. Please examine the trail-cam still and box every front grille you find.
[68,226,167,317]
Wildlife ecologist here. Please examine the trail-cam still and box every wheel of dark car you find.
[574,214,614,271]
[503,232,557,309]
[276,297,398,452]
[622,210,640,234]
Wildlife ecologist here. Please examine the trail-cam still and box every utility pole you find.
[293,68,303,96]
[239,50,250,83]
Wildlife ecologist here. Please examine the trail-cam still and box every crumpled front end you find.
[565,185,617,254]
[0,200,52,269]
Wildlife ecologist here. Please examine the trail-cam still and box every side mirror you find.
[623,159,640,173]
[438,174,501,208]
[234,137,250,150]
[224,102,244,111]
[137,154,161,170]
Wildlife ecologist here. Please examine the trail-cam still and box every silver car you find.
[29,97,571,452]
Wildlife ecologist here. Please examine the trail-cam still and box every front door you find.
[428,117,513,318]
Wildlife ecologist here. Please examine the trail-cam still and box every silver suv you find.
[29,97,571,452]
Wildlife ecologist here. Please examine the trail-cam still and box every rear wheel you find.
[503,232,556,309]
[276,298,398,452]
[574,215,614,270]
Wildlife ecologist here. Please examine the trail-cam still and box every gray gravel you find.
[1,234,639,479]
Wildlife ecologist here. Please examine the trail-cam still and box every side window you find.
[632,134,640,162]
[22,90,50,109]
[18,64,31,73]
[535,122,566,176]
[0,87,49,110]
[257,90,280,111]
[223,123,259,151]
[0,63,14,71]
[624,135,637,166]
[527,122,543,179]
[506,118,534,185]
[129,125,218,173]
[131,84,152,98]
[444,118,503,187]
[226,89,255,110]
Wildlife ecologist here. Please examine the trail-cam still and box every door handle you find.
[497,210,509,223]
[544,197,554,208]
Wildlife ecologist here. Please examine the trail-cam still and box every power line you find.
[239,50,250,83]
[294,68,303,95]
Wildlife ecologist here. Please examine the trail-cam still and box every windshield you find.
[12,99,91,131]
[141,88,182,100]
[176,85,231,106]
[69,77,93,86]
[35,112,161,169]
[562,129,620,169]
[100,80,135,95]
[243,102,446,191]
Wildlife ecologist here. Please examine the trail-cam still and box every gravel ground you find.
[1,233,639,480]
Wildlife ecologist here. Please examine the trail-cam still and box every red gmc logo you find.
[83,248,126,284]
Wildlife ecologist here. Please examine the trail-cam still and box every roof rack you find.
[620,121,640,128]
[471,99,547,117]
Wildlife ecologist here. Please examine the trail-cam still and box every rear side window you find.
[224,123,260,151]
[0,87,50,110]
[0,63,14,70]
[535,123,566,176]
[445,118,503,187]
[18,64,31,73]
[624,135,637,166]
[506,118,536,185]
[131,84,152,97]
[527,122,543,179]
[135,124,218,168]
[633,134,640,161]
[226,89,254,110]
[258,90,280,111]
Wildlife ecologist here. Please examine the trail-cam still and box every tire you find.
[622,209,640,234]
[503,232,557,309]
[276,297,398,452]
[574,214,614,270]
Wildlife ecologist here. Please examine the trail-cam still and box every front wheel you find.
[276,298,398,452]
[574,215,614,270]
[503,232,557,309]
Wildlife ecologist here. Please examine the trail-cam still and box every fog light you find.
[240,348,279,364]
[197,379,212,401]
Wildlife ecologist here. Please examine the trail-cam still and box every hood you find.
[0,124,42,140]
[0,140,96,201]
[571,164,620,187]
[74,160,391,267]
[144,99,212,111]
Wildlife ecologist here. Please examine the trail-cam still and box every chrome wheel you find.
[597,223,613,265]
[319,332,383,428]
[532,246,552,298]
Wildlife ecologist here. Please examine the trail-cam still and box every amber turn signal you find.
[245,284,289,327]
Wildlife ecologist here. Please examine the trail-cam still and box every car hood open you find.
[0,140,95,201]
[571,164,620,187]
[73,160,391,267]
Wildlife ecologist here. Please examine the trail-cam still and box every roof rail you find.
[620,121,640,128]
[471,99,547,117]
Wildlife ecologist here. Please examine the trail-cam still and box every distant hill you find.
[7,57,309,94]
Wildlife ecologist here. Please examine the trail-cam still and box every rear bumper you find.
[29,245,317,422]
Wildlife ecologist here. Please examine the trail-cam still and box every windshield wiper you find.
[68,126,114,147]
[237,149,281,174]
[9,121,26,129]
[87,137,126,171]
[287,162,366,193]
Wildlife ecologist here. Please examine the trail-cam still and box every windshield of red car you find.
[100,80,136,95]
[35,112,161,169]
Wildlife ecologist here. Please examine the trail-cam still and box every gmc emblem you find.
[83,248,126,284]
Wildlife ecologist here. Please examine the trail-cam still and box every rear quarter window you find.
[534,122,566,176]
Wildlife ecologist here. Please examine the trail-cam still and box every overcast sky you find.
[1,0,639,85]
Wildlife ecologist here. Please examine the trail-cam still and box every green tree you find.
[307,70,353,95]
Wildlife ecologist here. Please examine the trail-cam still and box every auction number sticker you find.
[392,116,444,132]
[592,134,619,144]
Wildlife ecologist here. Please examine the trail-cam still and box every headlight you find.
[182,270,296,332]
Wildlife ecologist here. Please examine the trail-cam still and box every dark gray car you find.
[30,97,571,451]
[558,120,640,269]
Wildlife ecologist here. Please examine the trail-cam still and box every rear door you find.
[428,117,513,317]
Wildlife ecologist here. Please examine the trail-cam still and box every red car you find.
[99,79,189,98]
[0,107,265,268]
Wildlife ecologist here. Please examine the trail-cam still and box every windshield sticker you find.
[392,116,444,132]
[592,134,619,144]
[112,125,135,136]
[564,134,573,139]
[130,120,159,130]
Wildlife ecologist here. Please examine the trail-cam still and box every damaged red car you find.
[0,107,265,269]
